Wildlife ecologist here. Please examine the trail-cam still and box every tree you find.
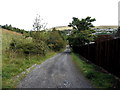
[68,29,96,47]
[31,15,48,55]
[68,17,96,47]
[68,16,96,31]
[33,14,47,31]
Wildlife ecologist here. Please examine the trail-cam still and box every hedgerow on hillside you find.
[2,15,67,88]
[10,29,66,55]
[1,24,28,34]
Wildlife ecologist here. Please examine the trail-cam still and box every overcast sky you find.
[0,0,119,30]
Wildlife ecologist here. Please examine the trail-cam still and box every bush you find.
[10,38,47,55]
[47,29,66,51]
[10,30,66,55]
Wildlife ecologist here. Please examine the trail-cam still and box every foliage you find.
[58,30,69,40]
[2,14,66,88]
[1,29,24,51]
[1,24,28,34]
[68,16,96,31]
[47,28,66,51]
[2,28,58,88]
[68,29,96,47]
[33,15,47,31]
[68,16,96,47]
[9,32,48,55]
[9,15,66,55]
[71,53,116,88]
[2,49,56,88]
[9,29,66,55]
[31,31,49,55]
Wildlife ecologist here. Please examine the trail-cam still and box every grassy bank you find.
[2,28,23,51]
[2,28,61,88]
[71,53,119,88]
[2,51,56,88]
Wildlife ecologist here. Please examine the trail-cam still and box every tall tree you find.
[33,14,47,31]
[32,15,48,55]
[68,16,96,31]
[68,16,96,47]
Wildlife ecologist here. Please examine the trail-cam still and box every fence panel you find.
[73,38,120,77]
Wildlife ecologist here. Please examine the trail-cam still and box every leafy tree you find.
[68,16,96,31]
[31,15,48,55]
[68,29,96,47]
[9,14,66,56]
[68,17,96,47]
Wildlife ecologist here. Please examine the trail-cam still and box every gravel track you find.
[17,49,92,88]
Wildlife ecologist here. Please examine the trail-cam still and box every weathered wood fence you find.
[73,38,120,77]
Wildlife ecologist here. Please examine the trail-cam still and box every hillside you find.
[1,28,23,50]
[48,25,118,31]
[95,25,118,29]
[2,28,60,88]
[49,26,73,31]
[2,28,26,88]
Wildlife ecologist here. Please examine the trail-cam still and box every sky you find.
[0,0,119,30]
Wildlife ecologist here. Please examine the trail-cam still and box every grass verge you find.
[71,53,120,88]
[2,51,57,88]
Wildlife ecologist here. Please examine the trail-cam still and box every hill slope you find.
[49,26,73,31]
[95,25,118,29]
[1,28,23,50]
[1,28,56,88]
[48,25,118,31]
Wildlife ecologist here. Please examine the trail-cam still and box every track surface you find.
[17,49,92,88]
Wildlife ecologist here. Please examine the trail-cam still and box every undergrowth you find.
[71,53,118,88]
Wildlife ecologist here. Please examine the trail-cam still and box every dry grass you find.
[1,29,23,51]
[49,26,73,31]
[1,29,22,36]
[95,25,118,29]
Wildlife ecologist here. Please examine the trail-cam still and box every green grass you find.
[2,51,56,88]
[2,29,23,51]
[96,32,113,35]
[1,29,57,88]
[71,53,116,88]
[0,28,2,89]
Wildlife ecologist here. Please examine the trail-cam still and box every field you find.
[49,26,73,31]
[95,25,118,29]
[1,29,56,88]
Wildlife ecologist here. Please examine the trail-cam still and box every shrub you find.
[47,29,66,51]
[9,38,47,55]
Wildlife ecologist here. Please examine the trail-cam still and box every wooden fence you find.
[73,38,120,77]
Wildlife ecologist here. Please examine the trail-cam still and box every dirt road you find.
[17,49,92,88]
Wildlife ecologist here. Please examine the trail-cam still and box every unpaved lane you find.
[17,49,92,88]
